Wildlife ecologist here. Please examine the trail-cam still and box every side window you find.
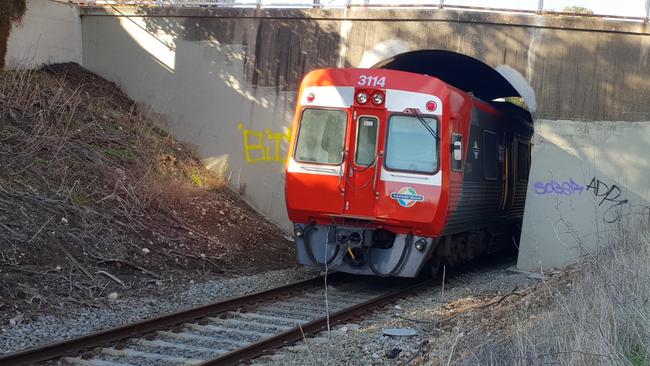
[517,141,530,181]
[451,133,462,172]
[483,130,497,180]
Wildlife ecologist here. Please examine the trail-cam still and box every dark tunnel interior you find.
[374,50,533,122]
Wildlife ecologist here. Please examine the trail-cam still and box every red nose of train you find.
[285,69,447,237]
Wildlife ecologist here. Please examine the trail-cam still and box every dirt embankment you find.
[0,64,294,323]
[0,0,26,70]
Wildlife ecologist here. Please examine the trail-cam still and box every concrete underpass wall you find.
[5,0,82,69]
[79,7,650,266]
[81,11,342,230]
[517,120,650,271]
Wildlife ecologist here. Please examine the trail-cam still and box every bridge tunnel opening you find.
[372,49,534,123]
[372,50,536,268]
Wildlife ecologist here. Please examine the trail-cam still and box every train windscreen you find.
[294,109,347,165]
[385,115,439,174]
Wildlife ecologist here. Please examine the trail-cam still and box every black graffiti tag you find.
[585,177,628,223]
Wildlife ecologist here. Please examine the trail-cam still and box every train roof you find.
[300,68,533,124]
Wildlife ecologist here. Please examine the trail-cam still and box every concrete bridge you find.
[7,0,650,271]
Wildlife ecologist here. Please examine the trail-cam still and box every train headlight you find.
[372,92,384,105]
[356,91,368,104]
[414,238,427,251]
[294,226,304,238]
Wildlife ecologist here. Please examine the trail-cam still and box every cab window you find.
[295,109,347,165]
[385,114,439,174]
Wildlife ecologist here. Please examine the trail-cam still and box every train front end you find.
[285,68,452,277]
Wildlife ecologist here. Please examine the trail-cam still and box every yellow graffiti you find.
[238,123,290,163]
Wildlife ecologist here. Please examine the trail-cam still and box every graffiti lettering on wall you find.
[533,178,584,196]
[532,175,650,224]
[238,123,290,164]
[532,176,636,224]
[585,177,629,224]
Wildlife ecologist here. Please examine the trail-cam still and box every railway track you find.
[0,274,430,366]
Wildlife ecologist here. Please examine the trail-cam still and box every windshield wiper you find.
[404,108,439,142]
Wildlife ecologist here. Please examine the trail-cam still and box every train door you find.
[342,108,383,218]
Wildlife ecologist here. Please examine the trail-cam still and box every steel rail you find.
[0,275,330,366]
[197,278,431,366]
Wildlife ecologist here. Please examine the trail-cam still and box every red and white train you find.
[284,68,533,277]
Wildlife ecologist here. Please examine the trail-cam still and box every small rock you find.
[386,348,402,359]
[329,329,346,337]
[9,314,24,326]
[394,305,402,310]
[383,328,417,337]
[346,323,360,331]
[60,217,68,224]
[219,210,225,215]
[372,352,381,359]
[310,336,329,344]
[107,292,119,301]
[141,248,150,255]
[286,344,308,352]
[54,265,62,271]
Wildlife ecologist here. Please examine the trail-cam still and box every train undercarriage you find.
[293,223,521,278]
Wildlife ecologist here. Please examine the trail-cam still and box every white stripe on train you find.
[300,86,443,115]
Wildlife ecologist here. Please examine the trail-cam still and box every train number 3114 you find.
[357,75,386,88]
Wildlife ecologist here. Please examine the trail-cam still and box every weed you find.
[101,147,136,161]
[33,158,48,166]
[190,173,203,187]
[69,193,88,206]
[627,344,649,366]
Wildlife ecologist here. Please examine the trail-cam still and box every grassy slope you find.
[0,64,293,321]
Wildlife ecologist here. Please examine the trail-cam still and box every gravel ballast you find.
[0,267,315,354]
[253,260,550,365]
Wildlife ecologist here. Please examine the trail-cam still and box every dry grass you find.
[0,64,220,257]
[0,64,293,320]
[464,226,650,366]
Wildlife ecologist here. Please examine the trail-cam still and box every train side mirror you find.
[453,140,462,161]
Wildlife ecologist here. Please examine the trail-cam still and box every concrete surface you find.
[517,120,650,271]
[5,0,82,69]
